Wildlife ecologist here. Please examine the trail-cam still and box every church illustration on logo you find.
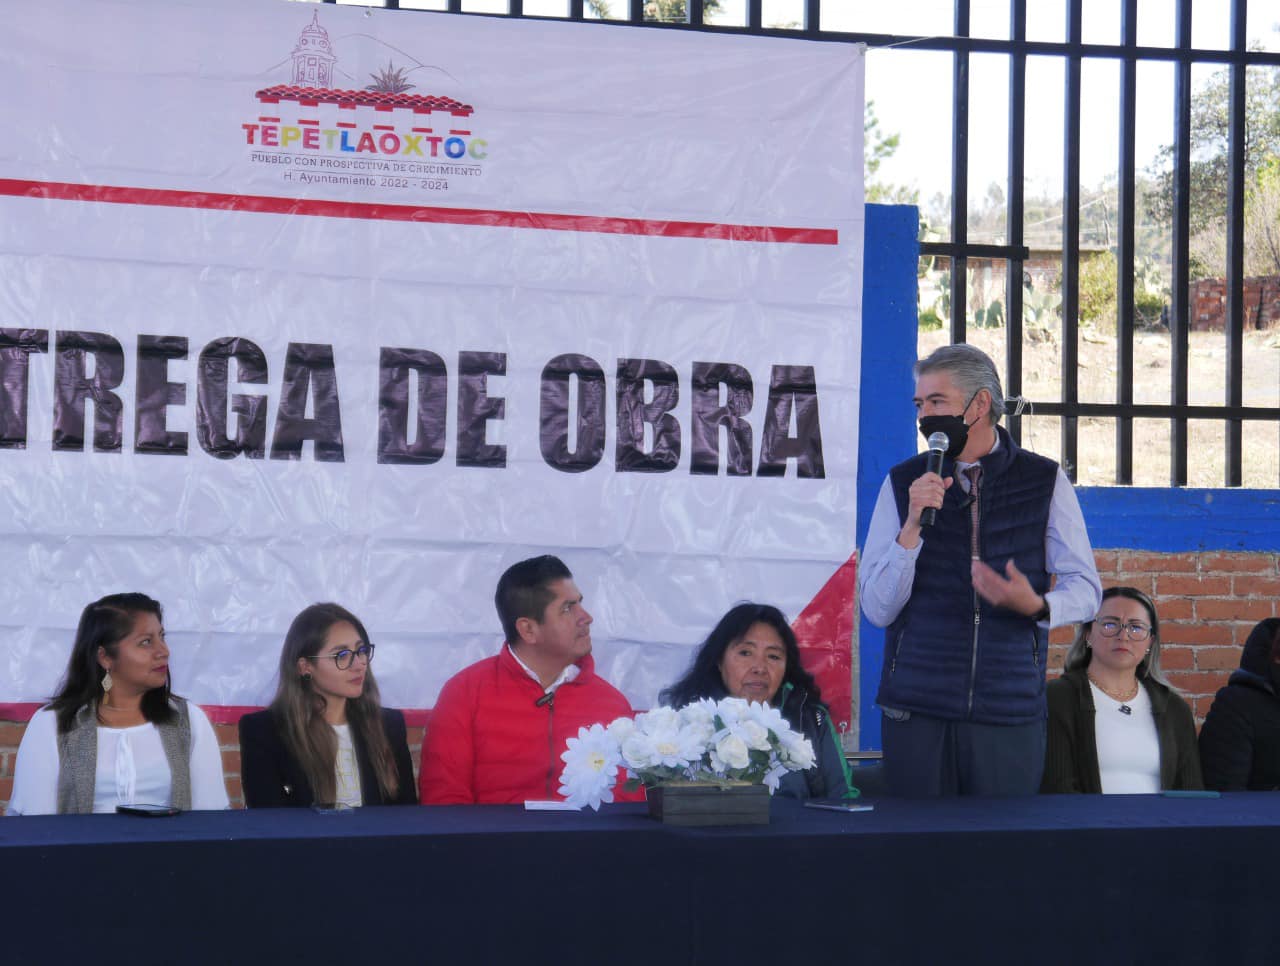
[248,10,481,162]
[291,9,337,88]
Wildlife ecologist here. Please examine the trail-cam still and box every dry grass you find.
[918,325,1280,488]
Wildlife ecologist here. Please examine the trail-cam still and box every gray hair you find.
[914,344,1005,425]
[1063,586,1171,688]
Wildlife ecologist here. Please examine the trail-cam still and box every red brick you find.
[1195,647,1244,670]
[1047,644,1069,670]
[1197,598,1274,622]
[1153,597,1194,621]
[214,724,239,748]
[1161,622,1234,646]
[1192,695,1221,721]
[1158,575,1232,596]
[1109,575,1156,595]
[1125,551,1198,573]
[222,750,241,777]
[0,776,11,804]
[1158,646,1195,670]
[1092,550,1120,575]
[1202,553,1275,574]
[1165,670,1232,695]
[224,776,243,808]
[1048,625,1073,647]
[1233,576,1280,597]
[0,722,28,748]
[407,726,426,748]
[1234,622,1269,646]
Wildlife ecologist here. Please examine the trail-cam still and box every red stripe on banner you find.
[0,703,42,723]
[793,553,857,733]
[0,178,839,245]
[0,702,434,728]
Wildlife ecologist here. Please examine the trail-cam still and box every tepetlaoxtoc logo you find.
[240,11,488,192]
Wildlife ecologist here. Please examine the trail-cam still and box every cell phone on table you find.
[116,803,182,817]
[804,799,875,813]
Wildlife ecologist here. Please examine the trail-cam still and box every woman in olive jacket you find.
[1042,587,1201,794]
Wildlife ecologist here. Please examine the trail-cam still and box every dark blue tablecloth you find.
[4,793,1276,965]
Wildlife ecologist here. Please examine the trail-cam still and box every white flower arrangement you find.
[558,696,817,811]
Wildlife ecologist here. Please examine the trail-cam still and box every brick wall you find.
[3,548,1276,812]
[1189,275,1280,331]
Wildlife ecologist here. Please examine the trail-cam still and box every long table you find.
[4,793,1277,965]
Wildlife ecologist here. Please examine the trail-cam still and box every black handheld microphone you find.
[919,431,950,528]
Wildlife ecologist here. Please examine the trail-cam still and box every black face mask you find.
[918,390,980,459]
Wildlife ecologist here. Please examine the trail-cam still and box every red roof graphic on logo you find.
[256,85,474,117]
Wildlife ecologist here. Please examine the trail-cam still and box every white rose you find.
[740,719,771,752]
[684,720,715,747]
[640,706,681,734]
[679,700,716,728]
[606,716,637,743]
[715,733,750,770]
[621,732,657,770]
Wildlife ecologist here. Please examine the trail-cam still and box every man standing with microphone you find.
[859,344,1101,797]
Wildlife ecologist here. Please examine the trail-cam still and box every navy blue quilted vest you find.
[876,426,1057,724]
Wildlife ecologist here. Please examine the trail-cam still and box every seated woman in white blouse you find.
[5,593,229,815]
[1041,586,1202,794]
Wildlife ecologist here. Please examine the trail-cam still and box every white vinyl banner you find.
[0,0,864,725]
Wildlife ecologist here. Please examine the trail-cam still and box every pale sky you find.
[373,0,1279,201]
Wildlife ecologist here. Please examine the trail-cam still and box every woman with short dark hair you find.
[1042,586,1201,794]
[662,602,857,800]
[6,593,228,815]
[239,603,416,807]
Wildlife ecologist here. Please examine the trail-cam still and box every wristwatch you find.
[1031,598,1050,622]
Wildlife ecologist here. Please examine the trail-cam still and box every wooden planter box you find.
[645,781,771,826]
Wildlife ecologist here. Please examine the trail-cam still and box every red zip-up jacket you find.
[419,646,639,804]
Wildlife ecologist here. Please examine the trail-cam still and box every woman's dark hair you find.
[50,593,175,733]
[270,603,400,803]
[660,602,821,711]
[1064,585,1170,686]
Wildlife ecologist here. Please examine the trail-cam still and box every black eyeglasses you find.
[1096,620,1152,642]
[311,643,375,670]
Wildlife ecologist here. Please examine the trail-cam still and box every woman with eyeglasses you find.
[239,603,417,807]
[1041,586,1202,794]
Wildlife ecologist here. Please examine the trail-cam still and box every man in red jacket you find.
[419,555,636,804]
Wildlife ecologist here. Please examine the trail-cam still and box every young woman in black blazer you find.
[239,603,417,807]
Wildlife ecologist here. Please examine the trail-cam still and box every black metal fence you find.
[324,0,1280,487]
